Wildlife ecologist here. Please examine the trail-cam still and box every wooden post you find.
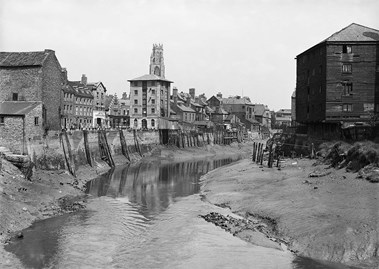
[268,143,273,168]
[119,129,130,161]
[260,143,264,165]
[252,142,256,162]
[83,130,93,166]
[60,130,76,177]
[133,129,142,157]
[256,143,260,163]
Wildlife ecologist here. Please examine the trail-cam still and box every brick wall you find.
[0,67,43,101]
[0,116,24,154]
[26,129,160,169]
[24,103,44,141]
[0,104,43,154]
[42,52,64,130]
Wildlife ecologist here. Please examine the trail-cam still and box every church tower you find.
[149,44,165,78]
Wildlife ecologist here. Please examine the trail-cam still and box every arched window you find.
[134,118,138,128]
[151,119,155,128]
[154,66,160,76]
[142,119,147,129]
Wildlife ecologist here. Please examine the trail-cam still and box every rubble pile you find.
[320,141,379,183]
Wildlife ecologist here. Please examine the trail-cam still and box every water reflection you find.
[86,157,237,217]
[4,156,357,269]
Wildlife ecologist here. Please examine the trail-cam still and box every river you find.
[4,156,354,269]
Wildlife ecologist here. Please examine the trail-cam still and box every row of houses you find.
[0,44,286,154]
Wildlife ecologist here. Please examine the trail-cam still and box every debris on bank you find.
[319,141,379,183]
[200,212,291,251]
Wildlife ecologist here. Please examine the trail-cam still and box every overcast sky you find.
[1,0,378,111]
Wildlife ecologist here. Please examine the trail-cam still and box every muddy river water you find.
[5,156,354,268]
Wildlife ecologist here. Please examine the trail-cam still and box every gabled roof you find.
[253,104,266,116]
[222,97,252,105]
[323,23,379,42]
[128,74,173,83]
[0,49,53,67]
[214,107,229,115]
[0,101,42,115]
[87,81,107,92]
[207,95,222,103]
[297,23,379,57]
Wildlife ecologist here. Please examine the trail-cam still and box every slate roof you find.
[62,84,76,94]
[67,81,93,98]
[128,74,173,83]
[0,50,53,67]
[74,87,93,98]
[253,104,266,116]
[171,100,196,112]
[298,23,379,57]
[214,107,229,115]
[0,101,42,115]
[222,97,252,105]
[323,23,379,42]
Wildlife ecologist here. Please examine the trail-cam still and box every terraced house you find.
[296,23,379,138]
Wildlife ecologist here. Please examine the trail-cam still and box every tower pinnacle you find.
[149,44,165,78]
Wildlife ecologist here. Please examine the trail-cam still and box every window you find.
[151,119,155,127]
[342,104,352,112]
[0,116,4,125]
[343,45,352,54]
[12,93,18,101]
[342,82,353,95]
[134,99,138,105]
[134,108,138,113]
[151,99,155,104]
[152,89,156,95]
[34,117,39,126]
[342,64,352,73]
[134,90,138,95]
[151,108,155,114]
[151,81,156,86]
[132,81,138,87]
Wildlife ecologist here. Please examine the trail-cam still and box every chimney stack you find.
[173,87,178,107]
[81,74,87,86]
[186,96,191,107]
[61,68,68,83]
[216,92,222,99]
[189,88,195,99]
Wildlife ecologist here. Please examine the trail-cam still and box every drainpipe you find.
[22,116,26,155]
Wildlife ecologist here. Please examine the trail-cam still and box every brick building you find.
[107,93,130,128]
[61,83,76,129]
[274,109,292,127]
[128,44,172,129]
[0,49,64,131]
[222,96,255,130]
[171,89,196,123]
[295,23,379,138]
[0,101,43,154]
[68,74,107,127]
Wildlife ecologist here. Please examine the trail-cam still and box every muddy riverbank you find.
[201,157,379,268]
[0,143,252,245]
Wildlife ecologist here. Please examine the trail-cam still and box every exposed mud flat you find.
[201,157,379,268]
